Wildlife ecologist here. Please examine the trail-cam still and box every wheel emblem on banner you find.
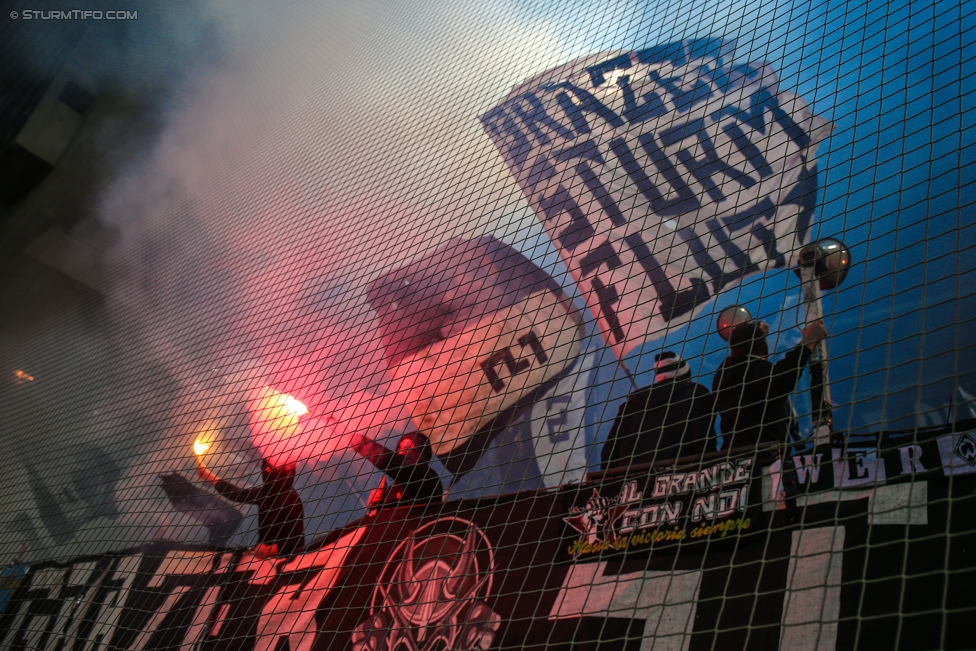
[954,432,976,467]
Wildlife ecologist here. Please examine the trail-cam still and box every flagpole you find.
[795,238,851,448]
[617,358,639,390]
[798,262,833,446]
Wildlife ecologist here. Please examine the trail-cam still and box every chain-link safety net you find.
[0,0,973,649]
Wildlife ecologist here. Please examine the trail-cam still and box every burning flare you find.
[250,387,311,442]
[193,423,220,456]
[247,385,348,466]
[281,395,309,417]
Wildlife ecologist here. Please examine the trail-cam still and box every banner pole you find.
[798,263,833,447]
[617,358,639,391]
[795,238,850,448]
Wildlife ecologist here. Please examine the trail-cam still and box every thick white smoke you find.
[82,0,590,553]
[4,0,774,559]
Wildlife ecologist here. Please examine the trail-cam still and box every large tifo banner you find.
[4,426,976,651]
[481,41,832,356]
[366,237,584,476]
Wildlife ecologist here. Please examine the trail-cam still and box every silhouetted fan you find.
[158,473,244,546]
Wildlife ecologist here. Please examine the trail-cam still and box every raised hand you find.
[800,319,827,350]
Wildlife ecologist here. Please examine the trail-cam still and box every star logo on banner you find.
[564,489,630,544]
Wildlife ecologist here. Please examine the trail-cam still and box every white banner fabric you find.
[482,44,833,356]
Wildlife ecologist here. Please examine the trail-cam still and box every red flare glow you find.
[250,386,311,443]
[281,395,309,417]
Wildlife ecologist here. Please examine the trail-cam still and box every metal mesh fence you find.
[0,0,973,649]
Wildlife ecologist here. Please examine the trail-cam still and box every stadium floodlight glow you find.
[716,305,753,341]
[796,238,851,290]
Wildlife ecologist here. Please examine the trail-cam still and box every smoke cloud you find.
[0,0,614,560]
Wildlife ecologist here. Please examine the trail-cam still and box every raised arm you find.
[197,457,262,505]
[764,345,813,400]
[350,433,395,469]
[351,433,442,501]
[767,320,825,397]
[739,321,824,400]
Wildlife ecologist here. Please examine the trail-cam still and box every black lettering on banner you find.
[772,97,810,148]
[665,278,711,321]
[586,53,633,86]
[847,451,872,481]
[783,164,818,244]
[73,571,121,648]
[524,154,558,194]
[509,92,574,146]
[721,122,774,179]
[6,574,62,650]
[517,330,549,364]
[899,446,926,474]
[647,70,713,113]
[711,88,775,133]
[544,395,573,444]
[7,559,127,651]
[719,196,776,233]
[711,88,810,150]
[36,566,97,650]
[704,218,761,287]
[553,140,626,226]
[635,41,687,67]
[623,231,675,301]
[751,219,787,268]
[660,118,757,203]
[681,215,785,291]
[677,226,724,290]
[480,106,531,170]
[705,218,750,266]
[793,454,824,485]
[579,239,623,278]
[609,135,704,219]
[637,132,700,216]
[539,186,595,252]
[481,348,530,393]
[616,75,667,124]
[590,277,626,344]
[609,137,668,209]
[701,62,736,93]
[481,329,549,393]
[623,232,710,322]
[576,163,626,226]
[553,82,624,135]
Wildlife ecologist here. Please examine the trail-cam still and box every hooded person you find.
[350,430,443,508]
[197,457,305,557]
[601,352,716,470]
[712,319,827,450]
